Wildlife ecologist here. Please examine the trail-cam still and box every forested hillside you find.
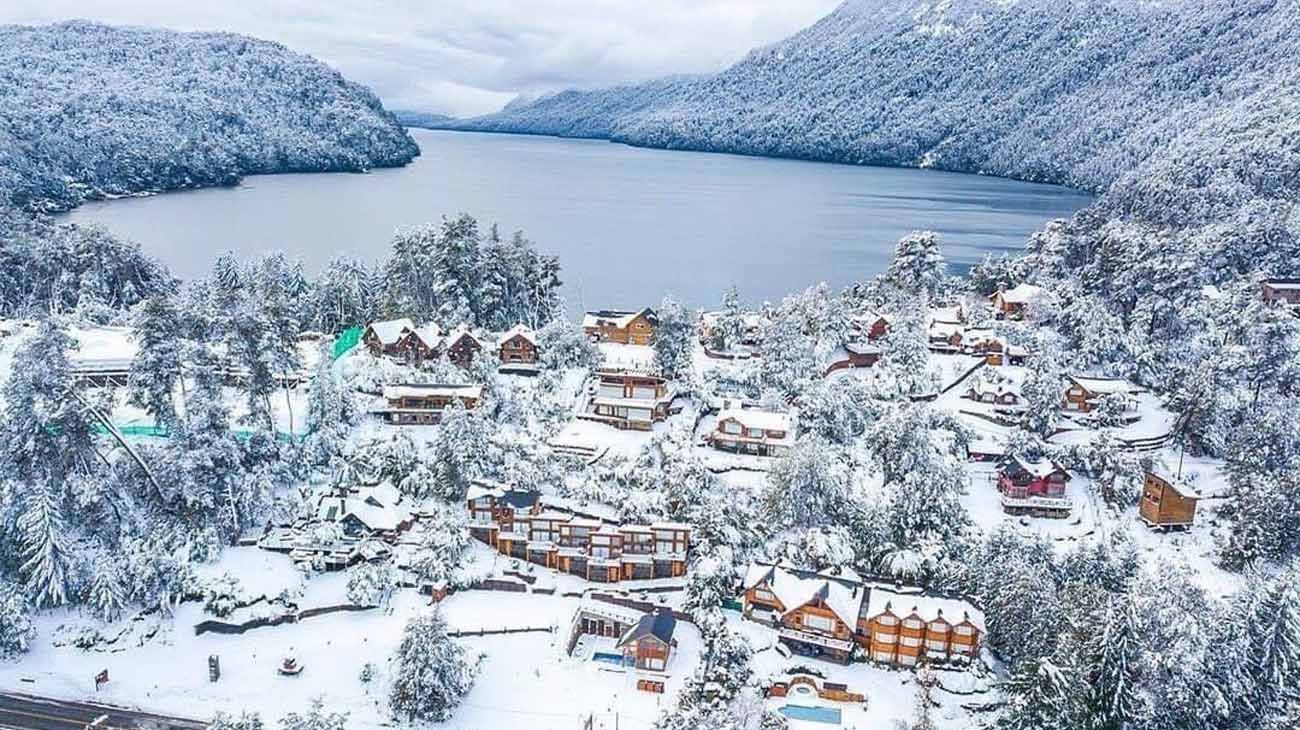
[0,21,419,212]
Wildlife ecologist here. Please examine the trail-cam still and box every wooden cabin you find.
[996,455,1072,518]
[442,328,484,368]
[465,482,541,543]
[375,384,481,425]
[583,308,657,345]
[991,284,1044,320]
[1261,278,1300,307]
[616,612,678,671]
[709,408,795,457]
[582,369,674,431]
[964,381,1022,410]
[498,324,539,366]
[927,320,964,352]
[364,318,416,357]
[396,325,441,365]
[1139,470,1200,530]
[856,313,892,342]
[964,332,1006,365]
[826,342,882,374]
[861,590,984,667]
[741,564,863,664]
[1063,375,1143,413]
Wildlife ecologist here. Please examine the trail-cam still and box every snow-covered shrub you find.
[203,573,242,618]
[0,582,34,658]
[345,562,395,608]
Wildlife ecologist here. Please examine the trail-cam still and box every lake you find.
[65,129,1092,310]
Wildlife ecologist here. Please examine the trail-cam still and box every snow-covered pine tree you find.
[388,610,480,722]
[910,664,938,730]
[431,214,482,326]
[0,580,34,658]
[653,295,694,379]
[887,231,947,303]
[879,295,934,397]
[128,293,185,428]
[761,437,852,529]
[1084,593,1150,730]
[87,551,127,622]
[412,503,472,586]
[346,561,396,608]
[994,657,1076,730]
[1019,333,1067,437]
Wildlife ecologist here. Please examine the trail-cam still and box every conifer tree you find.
[389,610,479,722]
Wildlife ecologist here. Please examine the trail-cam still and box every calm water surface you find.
[66,129,1092,309]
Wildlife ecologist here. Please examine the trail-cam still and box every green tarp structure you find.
[332,325,363,360]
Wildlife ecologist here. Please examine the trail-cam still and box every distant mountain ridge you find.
[0,21,419,212]
[452,0,1300,230]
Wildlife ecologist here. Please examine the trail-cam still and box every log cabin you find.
[709,408,795,457]
[583,308,658,345]
[741,563,985,667]
[464,489,691,582]
[1261,278,1300,307]
[996,455,1072,518]
[825,341,883,375]
[1139,470,1200,529]
[363,318,416,357]
[498,324,539,367]
[374,384,481,425]
[927,320,964,352]
[851,312,892,342]
[581,369,675,431]
[442,327,484,368]
[990,283,1044,320]
[963,331,1006,365]
[396,324,441,365]
[1063,375,1144,413]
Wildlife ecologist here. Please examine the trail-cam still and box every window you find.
[955,625,974,636]
[903,619,923,630]
[873,651,894,662]
[803,613,834,633]
[927,639,948,651]
[753,588,776,603]
[645,657,665,671]
[723,421,742,435]
[874,632,896,644]
[900,636,921,648]
[876,615,897,626]
[747,428,764,438]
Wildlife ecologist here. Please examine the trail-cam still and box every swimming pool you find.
[779,704,842,725]
[592,651,631,666]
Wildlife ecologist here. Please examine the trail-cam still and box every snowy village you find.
[2,2,1300,730]
[0,215,1296,730]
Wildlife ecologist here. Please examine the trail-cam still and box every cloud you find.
[0,0,841,116]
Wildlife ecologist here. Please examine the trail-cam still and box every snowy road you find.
[0,691,206,729]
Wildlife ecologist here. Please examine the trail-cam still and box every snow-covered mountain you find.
[0,21,420,212]
[454,0,1300,226]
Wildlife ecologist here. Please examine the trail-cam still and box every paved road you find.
[0,692,206,729]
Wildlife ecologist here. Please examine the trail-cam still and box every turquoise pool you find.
[592,651,632,666]
[779,704,842,725]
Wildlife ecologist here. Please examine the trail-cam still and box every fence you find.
[194,604,374,636]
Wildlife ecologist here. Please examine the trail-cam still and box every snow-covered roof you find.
[966,380,1020,398]
[1003,455,1069,480]
[577,598,644,627]
[994,284,1044,304]
[930,304,963,323]
[716,408,792,433]
[316,495,405,533]
[745,564,864,627]
[845,341,882,356]
[382,383,482,400]
[500,324,537,346]
[1068,375,1143,396]
[1263,278,1300,290]
[928,321,964,338]
[367,318,415,345]
[408,324,442,349]
[865,588,985,633]
[582,308,654,330]
[442,326,480,348]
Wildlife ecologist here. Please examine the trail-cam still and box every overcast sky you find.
[0,1,841,117]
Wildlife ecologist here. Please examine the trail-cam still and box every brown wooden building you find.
[1262,278,1300,307]
[374,384,481,425]
[363,318,416,357]
[742,563,984,667]
[441,328,484,368]
[709,408,795,457]
[1139,470,1200,529]
[581,369,674,431]
[498,324,539,367]
[465,486,690,582]
[1064,375,1143,413]
[583,309,657,345]
[990,284,1044,320]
